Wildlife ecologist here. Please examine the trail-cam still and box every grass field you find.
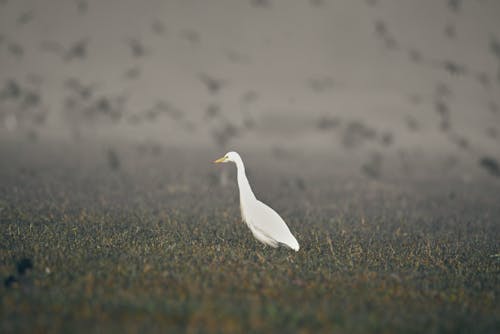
[1,140,499,333]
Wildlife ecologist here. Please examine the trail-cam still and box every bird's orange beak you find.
[213,156,227,163]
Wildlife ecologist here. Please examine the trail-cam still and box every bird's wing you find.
[247,200,297,245]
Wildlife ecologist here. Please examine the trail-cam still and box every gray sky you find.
[0,0,499,156]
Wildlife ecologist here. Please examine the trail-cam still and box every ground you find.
[0,139,499,333]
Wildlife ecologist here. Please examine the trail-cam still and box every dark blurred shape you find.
[380,131,394,146]
[488,101,498,114]
[4,275,18,288]
[441,60,467,76]
[204,103,220,120]
[405,115,419,131]
[365,0,378,6]
[199,73,225,95]
[107,149,120,171]
[212,122,239,148]
[309,0,324,7]
[17,11,34,25]
[316,115,340,131]
[434,100,451,131]
[448,132,469,150]
[374,20,387,36]
[76,0,88,14]
[0,78,47,130]
[7,42,24,58]
[435,82,453,99]
[124,66,141,80]
[408,94,423,105]
[242,116,256,130]
[156,100,184,121]
[362,152,382,179]
[151,20,166,35]
[127,38,147,58]
[64,77,97,100]
[272,146,294,160]
[250,0,271,8]
[22,91,41,109]
[180,29,200,45]
[490,36,500,60]
[225,49,251,64]
[342,121,377,149]
[447,0,462,13]
[444,23,456,39]
[40,40,64,54]
[62,81,126,128]
[26,73,43,86]
[64,38,89,61]
[476,72,491,88]
[485,127,497,139]
[40,39,88,61]
[0,79,21,100]
[373,19,399,50]
[408,48,423,63]
[479,156,500,178]
[308,76,335,93]
[295,177,306,191]
[241,90,259,104]
[16,258,33,275]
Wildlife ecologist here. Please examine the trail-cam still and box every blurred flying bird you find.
[405,115,420,131]
[204,103,220,120]
[225,49,251,64]
[489,36,500,60]
[440,60,467,76]
[250,0,271,8]
[0,79,21,100]
[488,101,498,114]
[309,0,324,7]
[479,156,500,178]
[316,116,340,131]
[123,66,141,80]
[447,0,462,13]
[151,20,166,35]
[444,23,456,39]
[485,127,497,139]
[7,42,24,58]
[17,11,34,25]
[180,29,200,45]
[241,90,259,104]
[408,48,423,63]
[476,72,491,88]
[76,0,88,14]
[126,38,147,58]
[362,152,383,179]
[308,76,335,93]
[64,38,88,61]
[106,149,120,171]
[40,39,88,61]
[214,151,299,251]
[199,73,225,95]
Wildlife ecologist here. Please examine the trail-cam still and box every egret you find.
[214,151,300,251]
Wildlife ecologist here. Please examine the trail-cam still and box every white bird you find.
[214,151,300,251]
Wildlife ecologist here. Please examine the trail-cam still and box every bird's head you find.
[213,151,239,164]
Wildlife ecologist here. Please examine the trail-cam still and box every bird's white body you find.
[215,152,300,251]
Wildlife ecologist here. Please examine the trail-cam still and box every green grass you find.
[0,145,499,333]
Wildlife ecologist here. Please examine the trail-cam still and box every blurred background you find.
[1,0,499,181]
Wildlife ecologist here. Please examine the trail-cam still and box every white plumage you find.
[214,151,300,251]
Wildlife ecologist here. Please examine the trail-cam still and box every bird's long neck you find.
[235,158,256,204]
